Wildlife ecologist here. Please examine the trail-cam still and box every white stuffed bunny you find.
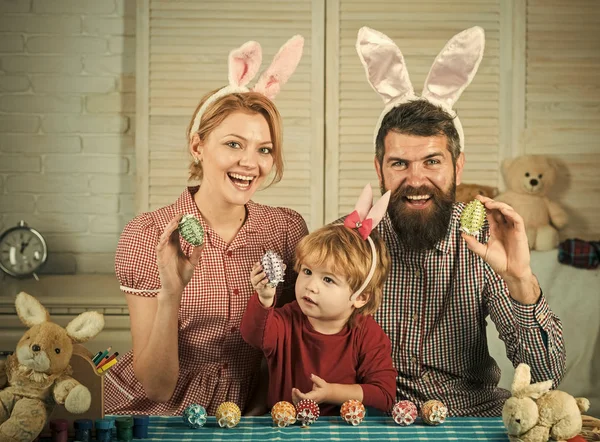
[502,363,589,442]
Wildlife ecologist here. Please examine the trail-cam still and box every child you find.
[240,184,397,416]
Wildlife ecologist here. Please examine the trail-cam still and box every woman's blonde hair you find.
[294,224,391,323]
[186,88,284,186]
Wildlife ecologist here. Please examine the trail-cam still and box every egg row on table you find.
[182,399,447,429]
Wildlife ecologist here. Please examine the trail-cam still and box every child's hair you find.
[294,224,391,320]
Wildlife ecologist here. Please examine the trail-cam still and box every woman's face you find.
[194,111,274,207]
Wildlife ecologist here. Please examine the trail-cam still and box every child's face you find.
[295,262,356,324]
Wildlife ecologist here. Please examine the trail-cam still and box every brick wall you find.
[0,0,136,274]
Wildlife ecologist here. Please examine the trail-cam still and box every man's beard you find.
[382,179,456,251]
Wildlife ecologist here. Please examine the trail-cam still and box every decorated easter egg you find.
[460,199,486,236]
[178,214,204,246]
[261,250,285,287]
[182,404,207,429]
[295,399,320,427]
[391,400,418,426]
[421,400,448,425]
[271,401,297,427]
[216,402,241,428]
[340,399,365,426]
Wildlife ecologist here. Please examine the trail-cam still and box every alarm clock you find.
[0,220,48,279]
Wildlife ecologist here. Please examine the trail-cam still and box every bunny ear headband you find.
[343,184,391,301]
[356,26,485,152]
[188,35,304,141]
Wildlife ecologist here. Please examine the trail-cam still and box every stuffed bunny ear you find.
[15,292,49,327]
[354,184,374,220]
[356,26,414,105]
[66,311,105,344]
[228,40,262,88]
[422,26,485,110]
[367,190,391,228]
[253,35,304,100]
[521,380,553,399]
[511,363,532,394]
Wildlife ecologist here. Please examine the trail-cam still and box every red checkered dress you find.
[104,187,308,415]
[374,203,566,417]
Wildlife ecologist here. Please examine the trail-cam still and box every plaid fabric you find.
[105,187,308,416]
[132,415,509,441]
[558,239,600,269]
[373,203,566,417]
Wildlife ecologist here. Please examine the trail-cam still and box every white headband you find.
[356,26,485,152]
[188,35,304,141]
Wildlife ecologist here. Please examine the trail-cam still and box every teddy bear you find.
[496,155,568,251]
[0,292,104,442]
[456,183,499,203]
[502,363,590,442]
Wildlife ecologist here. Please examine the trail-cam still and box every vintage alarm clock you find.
[0,220,48,279]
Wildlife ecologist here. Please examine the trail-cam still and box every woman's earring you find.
[194,156,200,165]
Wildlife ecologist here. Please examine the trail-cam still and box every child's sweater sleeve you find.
[356,317,397,411]
[240,292,284,357]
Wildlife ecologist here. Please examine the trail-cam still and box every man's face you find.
[374,132,465,250]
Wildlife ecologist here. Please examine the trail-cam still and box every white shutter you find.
[327,0,501,221]
[524,0,600,240]
[136,0,324,229]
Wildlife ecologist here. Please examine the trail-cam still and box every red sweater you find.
[240,293,397,415]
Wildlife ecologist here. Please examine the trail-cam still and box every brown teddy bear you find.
[502,363,589,442]
[456,183,499,203]
[0,292,104,442]
[496,155,568,251]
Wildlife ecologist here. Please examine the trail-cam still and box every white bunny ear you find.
[253,35,304,100]
[356,26,414,105]
[354,184,374,220]
[228,40,262,87]
[422,26,485,109]
[367,190,391,228]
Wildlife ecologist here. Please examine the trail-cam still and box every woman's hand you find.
[156,214,203,302]
[250,262,276,307]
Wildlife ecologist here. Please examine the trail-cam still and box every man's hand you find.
[462,195,540,304]
[291,374,330,405]
[250,262,277,308]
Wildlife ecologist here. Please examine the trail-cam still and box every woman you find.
[104,36,307,416]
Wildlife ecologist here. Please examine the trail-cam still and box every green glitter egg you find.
[460,199,486,236]
[178,214,204,246]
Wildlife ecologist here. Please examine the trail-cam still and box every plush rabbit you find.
[0,292,104,442]
[502,363,590,442]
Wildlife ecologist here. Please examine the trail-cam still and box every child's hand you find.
[292,374,330,405]
[250,262,276,306]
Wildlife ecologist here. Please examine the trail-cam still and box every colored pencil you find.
[96,352,119,370]
[93,346,112,365]
[97,358,118,373]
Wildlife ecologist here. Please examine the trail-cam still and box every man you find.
[356,27,565,416]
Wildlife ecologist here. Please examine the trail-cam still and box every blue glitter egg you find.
[182,404,207,429]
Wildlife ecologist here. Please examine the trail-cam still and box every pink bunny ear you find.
[353,184,374,220]
[422,26,485,109]
[228,40,262,87]
[366,190,391,228]
[253,35,304,100]
[356,27,414,105]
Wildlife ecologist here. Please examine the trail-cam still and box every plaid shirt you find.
[374,202,566,416]
[558,238,600,269]
[105,187,308,415]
